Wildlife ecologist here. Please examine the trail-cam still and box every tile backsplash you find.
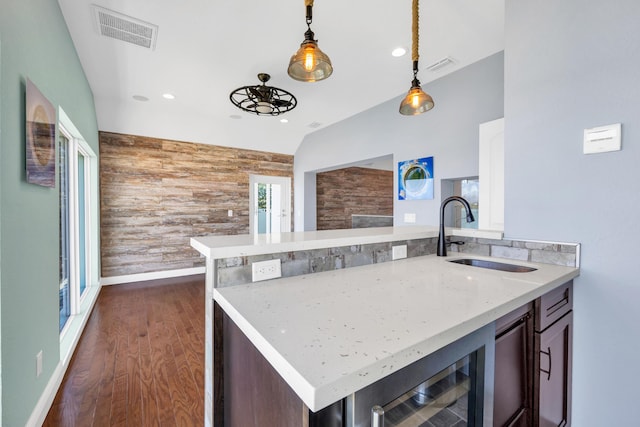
[449,237,579,268]
[215,235,579,287]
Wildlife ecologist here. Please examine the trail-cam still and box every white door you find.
[249,175,291,234]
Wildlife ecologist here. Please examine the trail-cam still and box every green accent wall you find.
[0,0,99,424]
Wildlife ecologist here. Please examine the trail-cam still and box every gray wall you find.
[294,52,504,231]
[505,1,640,425]
[0,1,99,424]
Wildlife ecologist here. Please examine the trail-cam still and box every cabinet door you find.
[535,312,573,427]
[494,307,533,427]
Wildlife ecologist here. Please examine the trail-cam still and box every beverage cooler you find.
[348,323,495,427]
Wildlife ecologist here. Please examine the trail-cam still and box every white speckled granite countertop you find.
[190,226,503,259]
[213,253,579,412]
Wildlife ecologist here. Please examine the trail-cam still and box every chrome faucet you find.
[437,196,475,256]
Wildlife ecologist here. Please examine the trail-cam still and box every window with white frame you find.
[58,111,97,334]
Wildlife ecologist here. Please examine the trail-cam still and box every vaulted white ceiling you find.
[58,0,504,155]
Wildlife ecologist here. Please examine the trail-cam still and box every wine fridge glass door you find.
[351,323,495,427]
[372,356,472,426]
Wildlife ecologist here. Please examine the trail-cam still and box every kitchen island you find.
[191,227,579,426]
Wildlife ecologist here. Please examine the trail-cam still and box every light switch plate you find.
[584,123,621,154]
[404,213,416,223]
[36,350,43,377]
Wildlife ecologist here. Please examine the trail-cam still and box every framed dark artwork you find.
[26,79,56,187]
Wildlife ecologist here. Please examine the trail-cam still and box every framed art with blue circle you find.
[398,157,434,200]
[26,79,56,188]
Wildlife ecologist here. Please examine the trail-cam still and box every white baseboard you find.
[25,360,65,427]
[26,283,101,427]
[100,267,206,286]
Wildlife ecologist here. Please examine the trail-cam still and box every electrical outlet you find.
[252,259,282,282]
[404,213,416,223]
[36,350,43,378]
[392,245,408,260]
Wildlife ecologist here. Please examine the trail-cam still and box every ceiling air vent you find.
[307,122,323,129]
[425,57,455,72]
[92,5,158,50]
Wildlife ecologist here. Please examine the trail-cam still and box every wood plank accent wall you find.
[316,167,393,230]
[99,132,293,277]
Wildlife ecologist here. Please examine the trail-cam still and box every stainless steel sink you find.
[448,258,537,273]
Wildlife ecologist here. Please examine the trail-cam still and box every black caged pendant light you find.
[229,73,297,116]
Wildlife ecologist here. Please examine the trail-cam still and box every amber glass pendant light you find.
[287,0,333,82]
[399,0,434,115]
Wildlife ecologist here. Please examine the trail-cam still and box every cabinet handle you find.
[540,346,552,381]
[371,405,385,427]
[546,289,570,317]
[496,312,531,339]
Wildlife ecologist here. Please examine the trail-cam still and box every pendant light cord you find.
[412,0,420,73]
[305,0,314,25]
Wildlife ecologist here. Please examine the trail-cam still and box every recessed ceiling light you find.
[132,95,149,101]
[392,47,407,57]
[229,114,242,120]
[162,93,175,100]
[280,118,289,123]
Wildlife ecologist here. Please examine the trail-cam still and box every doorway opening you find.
[249,175,291,234]
[314,154,394,230]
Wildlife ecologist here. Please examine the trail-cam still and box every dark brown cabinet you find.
[217,280,574,427]
[534,282,573,427]
[494,281,573,427]
[218,307,342,427]
[494,303,534,427]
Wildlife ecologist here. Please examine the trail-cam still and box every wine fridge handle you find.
[371,405,385,427]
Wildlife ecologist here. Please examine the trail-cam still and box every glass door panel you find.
[59,134,70,331]
[250,175,291,235]
[256,182,283,234]
[381,356,472,426]
[77,152,87,295]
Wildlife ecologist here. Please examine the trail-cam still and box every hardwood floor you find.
[44,275,205,426]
